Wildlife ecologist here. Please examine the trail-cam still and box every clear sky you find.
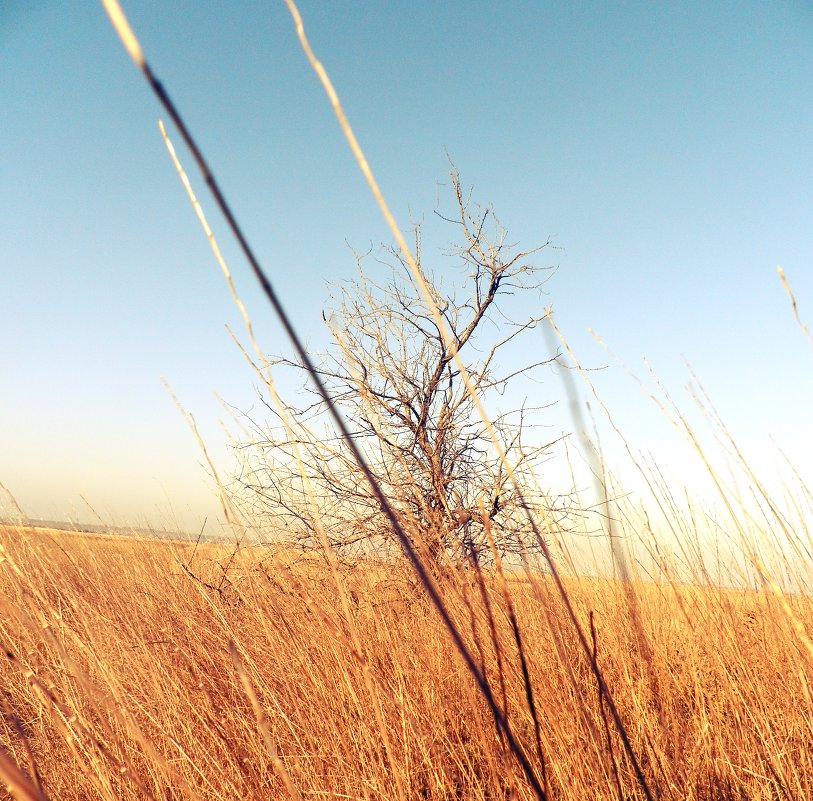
[2,1,812,533]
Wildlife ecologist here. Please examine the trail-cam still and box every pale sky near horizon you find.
[2,1,812,534]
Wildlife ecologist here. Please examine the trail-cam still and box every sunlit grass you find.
[1,515,812,800]
[2,3,803,800]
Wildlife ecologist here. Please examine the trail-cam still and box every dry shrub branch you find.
[236,174,565,566]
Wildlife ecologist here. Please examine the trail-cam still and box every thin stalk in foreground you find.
[229,641,303,801]
[159,121,408,800]
[0,746,48,801]
[99,1,546,797]
[279,1,653,797]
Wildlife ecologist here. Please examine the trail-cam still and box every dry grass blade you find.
[589,612,624,801]
[158,120,267,372]
[228,641,303,801]
[161,378,241,535]
[0,481,26,524]
[100,0,144,68]
[159,119,408,800]
[0,697,45,801]
[279,2,653,797]
[0,746,49,801]
[481,512,549,795]
[777,266,813,351]
[99,3,548,798]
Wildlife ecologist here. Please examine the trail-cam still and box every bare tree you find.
[234,172,563,566]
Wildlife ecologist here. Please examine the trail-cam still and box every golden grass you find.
[0,522,811,800]
[46,5,813,800]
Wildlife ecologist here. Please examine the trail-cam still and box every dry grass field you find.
[1,520,812,800]
[4,5,808,800]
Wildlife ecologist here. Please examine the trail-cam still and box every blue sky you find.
[2,1,811,531]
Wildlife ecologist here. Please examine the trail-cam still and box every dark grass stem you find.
[590,612,625,801]
[100,1,548,797]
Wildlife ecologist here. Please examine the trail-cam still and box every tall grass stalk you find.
[99,0,557,795]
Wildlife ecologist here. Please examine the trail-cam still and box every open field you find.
[3,6,810,801]
[1,523,812,800]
